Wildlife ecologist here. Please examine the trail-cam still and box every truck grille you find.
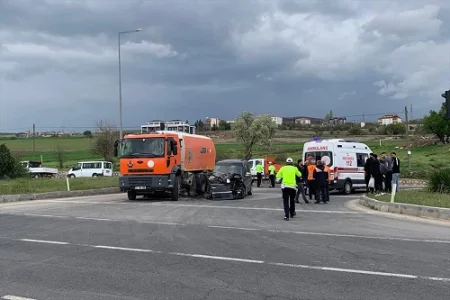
[128,177,154,186]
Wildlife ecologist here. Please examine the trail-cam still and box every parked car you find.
[67,161,113,178]
[20,160,58,178]
[207,159,253,200]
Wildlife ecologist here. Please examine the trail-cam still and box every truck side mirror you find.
[113,140,119,157]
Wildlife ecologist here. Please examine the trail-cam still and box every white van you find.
[67,161,113,178]
[302,139,372,194]
[247,158,266,180]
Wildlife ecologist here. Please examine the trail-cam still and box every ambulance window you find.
[304,151,333,166]
[356,153,368,167]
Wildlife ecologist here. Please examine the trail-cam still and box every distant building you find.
[328,117,347,126]
[294,116,323,125]
[270,116,283,126]
[282,117,295,126]
[141,120,195,134]
[204,117,221,129]
[378,114,402,125]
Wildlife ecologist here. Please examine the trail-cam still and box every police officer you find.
[268,162,276,188]
[276,158,302,221]
[255,161,264,187]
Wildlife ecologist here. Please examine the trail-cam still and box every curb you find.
[359,195,450,221]
[0,187,122,204]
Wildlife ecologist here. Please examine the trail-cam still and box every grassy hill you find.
[0,132,445,178]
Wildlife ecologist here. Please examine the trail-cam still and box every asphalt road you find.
[0,186,449,300]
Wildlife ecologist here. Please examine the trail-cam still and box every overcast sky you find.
[1,0,449,132]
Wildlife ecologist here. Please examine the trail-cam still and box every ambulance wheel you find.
[127,190,137,200]
[343,180,352,195]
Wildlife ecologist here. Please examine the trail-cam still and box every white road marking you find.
[3,213,450,244]
[207,226,450,244]
[2,295,37,300]
[9,237,450,283]
[19,239,69,245]
[148,203,362,214]
[93,245,162,253]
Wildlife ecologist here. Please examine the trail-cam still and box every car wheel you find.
[343,180,352,195]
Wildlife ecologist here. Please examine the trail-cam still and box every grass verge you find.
[374,190,450,209]
[0,177,118,195]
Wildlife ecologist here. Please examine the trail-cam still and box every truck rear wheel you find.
[127,190,137,200]
[171,176,181,201]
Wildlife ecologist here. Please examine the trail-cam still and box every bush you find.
[427,169,450,193]
[0,144,27,179]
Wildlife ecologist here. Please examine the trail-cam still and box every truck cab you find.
[114,131,215,201]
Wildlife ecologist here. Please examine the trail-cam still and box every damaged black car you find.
[207,159,253,200]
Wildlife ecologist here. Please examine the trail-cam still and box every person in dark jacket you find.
[295,159,309,204]
[391,152,401,192]
[364,155,373,192]
[369,153,382,193]
[313,160,329,203]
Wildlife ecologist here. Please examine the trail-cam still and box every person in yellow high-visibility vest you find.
[268,161,276,188]
[276,158,302,221]
[255,161,264,187]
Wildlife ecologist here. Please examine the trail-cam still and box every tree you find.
[219,120,231,131]
[232,111,277,160]
[385,123,406,135]
[83,130,93,138]
[91,120,118,161]
[54,144,67,169]
[324,110,334,122]
[423,103,450,144]
[194,120,204,132]
[348,126,362,136]
[0,144,26,179]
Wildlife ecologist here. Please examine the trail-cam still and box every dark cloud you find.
[0,0,449,132]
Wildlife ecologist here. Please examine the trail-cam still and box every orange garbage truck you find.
[114,131,216,201]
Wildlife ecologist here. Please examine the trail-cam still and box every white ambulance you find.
[302,139,372,194]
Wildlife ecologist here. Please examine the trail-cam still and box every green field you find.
[374,190,450,209]
[0,177,118,195]
[0,135,448,178]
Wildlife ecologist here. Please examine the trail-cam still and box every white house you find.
[378,114,402,125]
[270,116,283,126]
[204,117,221,129]
[141,120,195,134]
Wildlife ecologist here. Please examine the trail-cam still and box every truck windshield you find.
[304,151,333,166]
[120,138,165,158]
[214,163,243,175]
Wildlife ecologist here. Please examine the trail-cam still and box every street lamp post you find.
[118,28,143,139]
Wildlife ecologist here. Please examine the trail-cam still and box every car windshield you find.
[214,163,243,175]
[120,138,165,158]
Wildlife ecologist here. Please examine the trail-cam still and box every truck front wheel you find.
[171,176,181,201]
[127,190,137,200]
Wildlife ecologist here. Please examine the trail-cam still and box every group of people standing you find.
[276,157,330,221]
[364,151,401,194]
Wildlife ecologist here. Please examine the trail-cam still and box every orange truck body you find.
[116,131,216,200]
[264,155,285,174]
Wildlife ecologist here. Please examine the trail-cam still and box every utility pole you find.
[410,104,413,121]
[32,124,36,152]
[118,28,143,140]
[404,106,411,169]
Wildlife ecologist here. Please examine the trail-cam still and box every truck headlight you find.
[226,178,230,183]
